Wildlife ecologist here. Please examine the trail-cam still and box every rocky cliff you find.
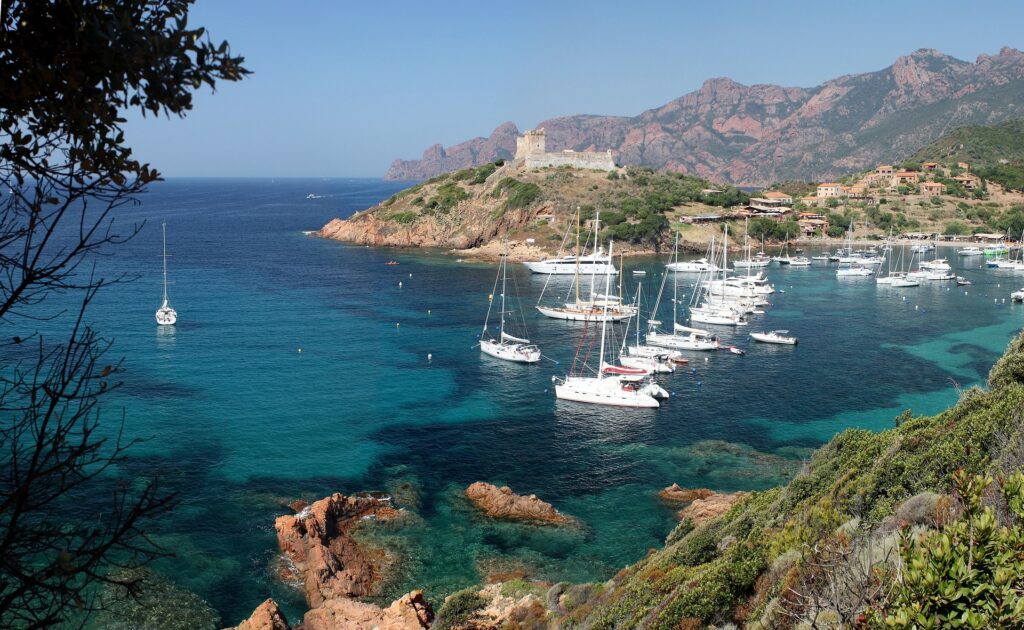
[386,47,1024,186]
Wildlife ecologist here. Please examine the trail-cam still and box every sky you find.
[123,0,1024,178]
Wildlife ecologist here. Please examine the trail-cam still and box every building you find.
[892,171,920,185]
[816,183,843,198]
[514,128,616,172]
[875,165,894,176]
[953,174,980,190]
[847,184,867,199]
[749,190,793,212]
[797,212,829,235]
[920,181,945,198]
[922,162,939,171]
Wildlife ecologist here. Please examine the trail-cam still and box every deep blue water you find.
[39,178,1024,623]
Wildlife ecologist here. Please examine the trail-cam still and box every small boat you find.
[956,276,972,286]
[601,362,650,376]
[668,257,719,272]
[385,261,400,266]
[670,357,690,365]
[811,255,829,261]
[958,247,983,256]
[788,256,811,266]
[479,243,541,364]
[892,277,920,288]
[632,269,647,276]
[750,330,798,345]
[728,346,745,355]
[1012,289,1024,302]
[155,221,178,326]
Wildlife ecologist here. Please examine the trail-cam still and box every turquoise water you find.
[47,179,1023,623]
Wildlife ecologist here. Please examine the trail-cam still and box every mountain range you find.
[385,47,1024,186]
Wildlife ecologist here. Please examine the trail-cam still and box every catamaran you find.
[480,242,541,363]
[155,221,178,326]
[553,240,661,408]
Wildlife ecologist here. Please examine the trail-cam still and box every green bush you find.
[434,588,488,629]
[386,211,418,224]
[874,470,1024,627]
[943,221,970,236]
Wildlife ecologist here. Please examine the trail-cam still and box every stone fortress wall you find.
[513,128,616,172]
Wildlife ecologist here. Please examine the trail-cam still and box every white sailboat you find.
[690,226,747,326]
[480,242,541,363]
[645,234,720,351]
[536,210,633,322]
[836,220,873,277]
[155,221,178,326]
[554,240,660,408]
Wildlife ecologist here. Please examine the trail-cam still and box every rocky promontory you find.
[274,491,403,607]
[465,482,572,525]
[316,161,746,258]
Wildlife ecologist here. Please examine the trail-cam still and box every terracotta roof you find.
[818,183,839,187]
[762,191,791,198]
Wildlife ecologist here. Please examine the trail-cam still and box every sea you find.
[42,178,1024,623]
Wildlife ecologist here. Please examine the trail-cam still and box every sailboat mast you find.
[575,208,581,304]
[597,240,613,379]
[161,221,169,303]
[671,234,679,326]
[499,242,507,341]
[589,211,600,303]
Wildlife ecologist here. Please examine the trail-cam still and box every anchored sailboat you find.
[480,242,541,363]
[554,240,660,408]
[155,221,177,326]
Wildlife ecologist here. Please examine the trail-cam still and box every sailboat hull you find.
[536,305,632,322]
[480,340,541,363]
[155,305,177,326]
[554,377,659,408]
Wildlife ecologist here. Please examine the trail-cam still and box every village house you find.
[920,181,945,198]
[847,184,867,199]
[816,183,843,198]
[892,170,920,186]
[797,212,829,235]
[954,174,980,190]
[748,190,794,213]
[922,162,938,171]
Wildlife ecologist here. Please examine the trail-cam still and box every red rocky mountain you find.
[385,47,1024,186]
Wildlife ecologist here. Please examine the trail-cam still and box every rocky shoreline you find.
[227,481,728,629]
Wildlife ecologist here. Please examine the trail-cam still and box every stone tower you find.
[515,128,546,160]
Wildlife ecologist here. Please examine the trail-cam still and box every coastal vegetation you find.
[912,118,1024,191]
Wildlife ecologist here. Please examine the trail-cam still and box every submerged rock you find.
[677,491,748,525]
[230,598,289,630]
[303,591,433,630]
[657,483,715,503]
[465,482,572,524]
[274,492,403,607]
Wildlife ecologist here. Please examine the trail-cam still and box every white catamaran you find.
[480,243,541,363]
[155,221,178,326]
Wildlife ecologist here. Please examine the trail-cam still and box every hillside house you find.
[920,181,946,198]
[893,171,920,185]
[922,162,938,171]
[816,183,842,198]
[953,174,980,190]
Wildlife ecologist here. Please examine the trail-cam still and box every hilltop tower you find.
[515,128,547,160]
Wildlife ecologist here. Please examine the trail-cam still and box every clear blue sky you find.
[124,0,1024,178]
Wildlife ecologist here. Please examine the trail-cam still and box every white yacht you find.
[667,257,719,273]
[958,246,983,256]
[750,330,798,345]
[524,249,617,275]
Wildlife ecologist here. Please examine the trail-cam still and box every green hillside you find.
[912,118,1024,190]
[548,334,1024,627]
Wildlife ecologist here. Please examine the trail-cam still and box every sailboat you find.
[536,210,633,322]
[554,240,660,408]
[480,242,541,363]
[836,220,873,277]
[617,284,676,374]
[690,226,747,326]
[645,234,720,351]
[155,221,178,326]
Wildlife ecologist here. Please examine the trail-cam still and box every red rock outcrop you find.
[230,598,290,630]
[274,492,402,607]
[385,47,1024,186]
[677,491,748,525]
[465,482,571,525]
[657,484,715,504]
[302,590,434,630]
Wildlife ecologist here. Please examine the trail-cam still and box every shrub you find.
[386,211,418,224]
[434,588,488,629]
